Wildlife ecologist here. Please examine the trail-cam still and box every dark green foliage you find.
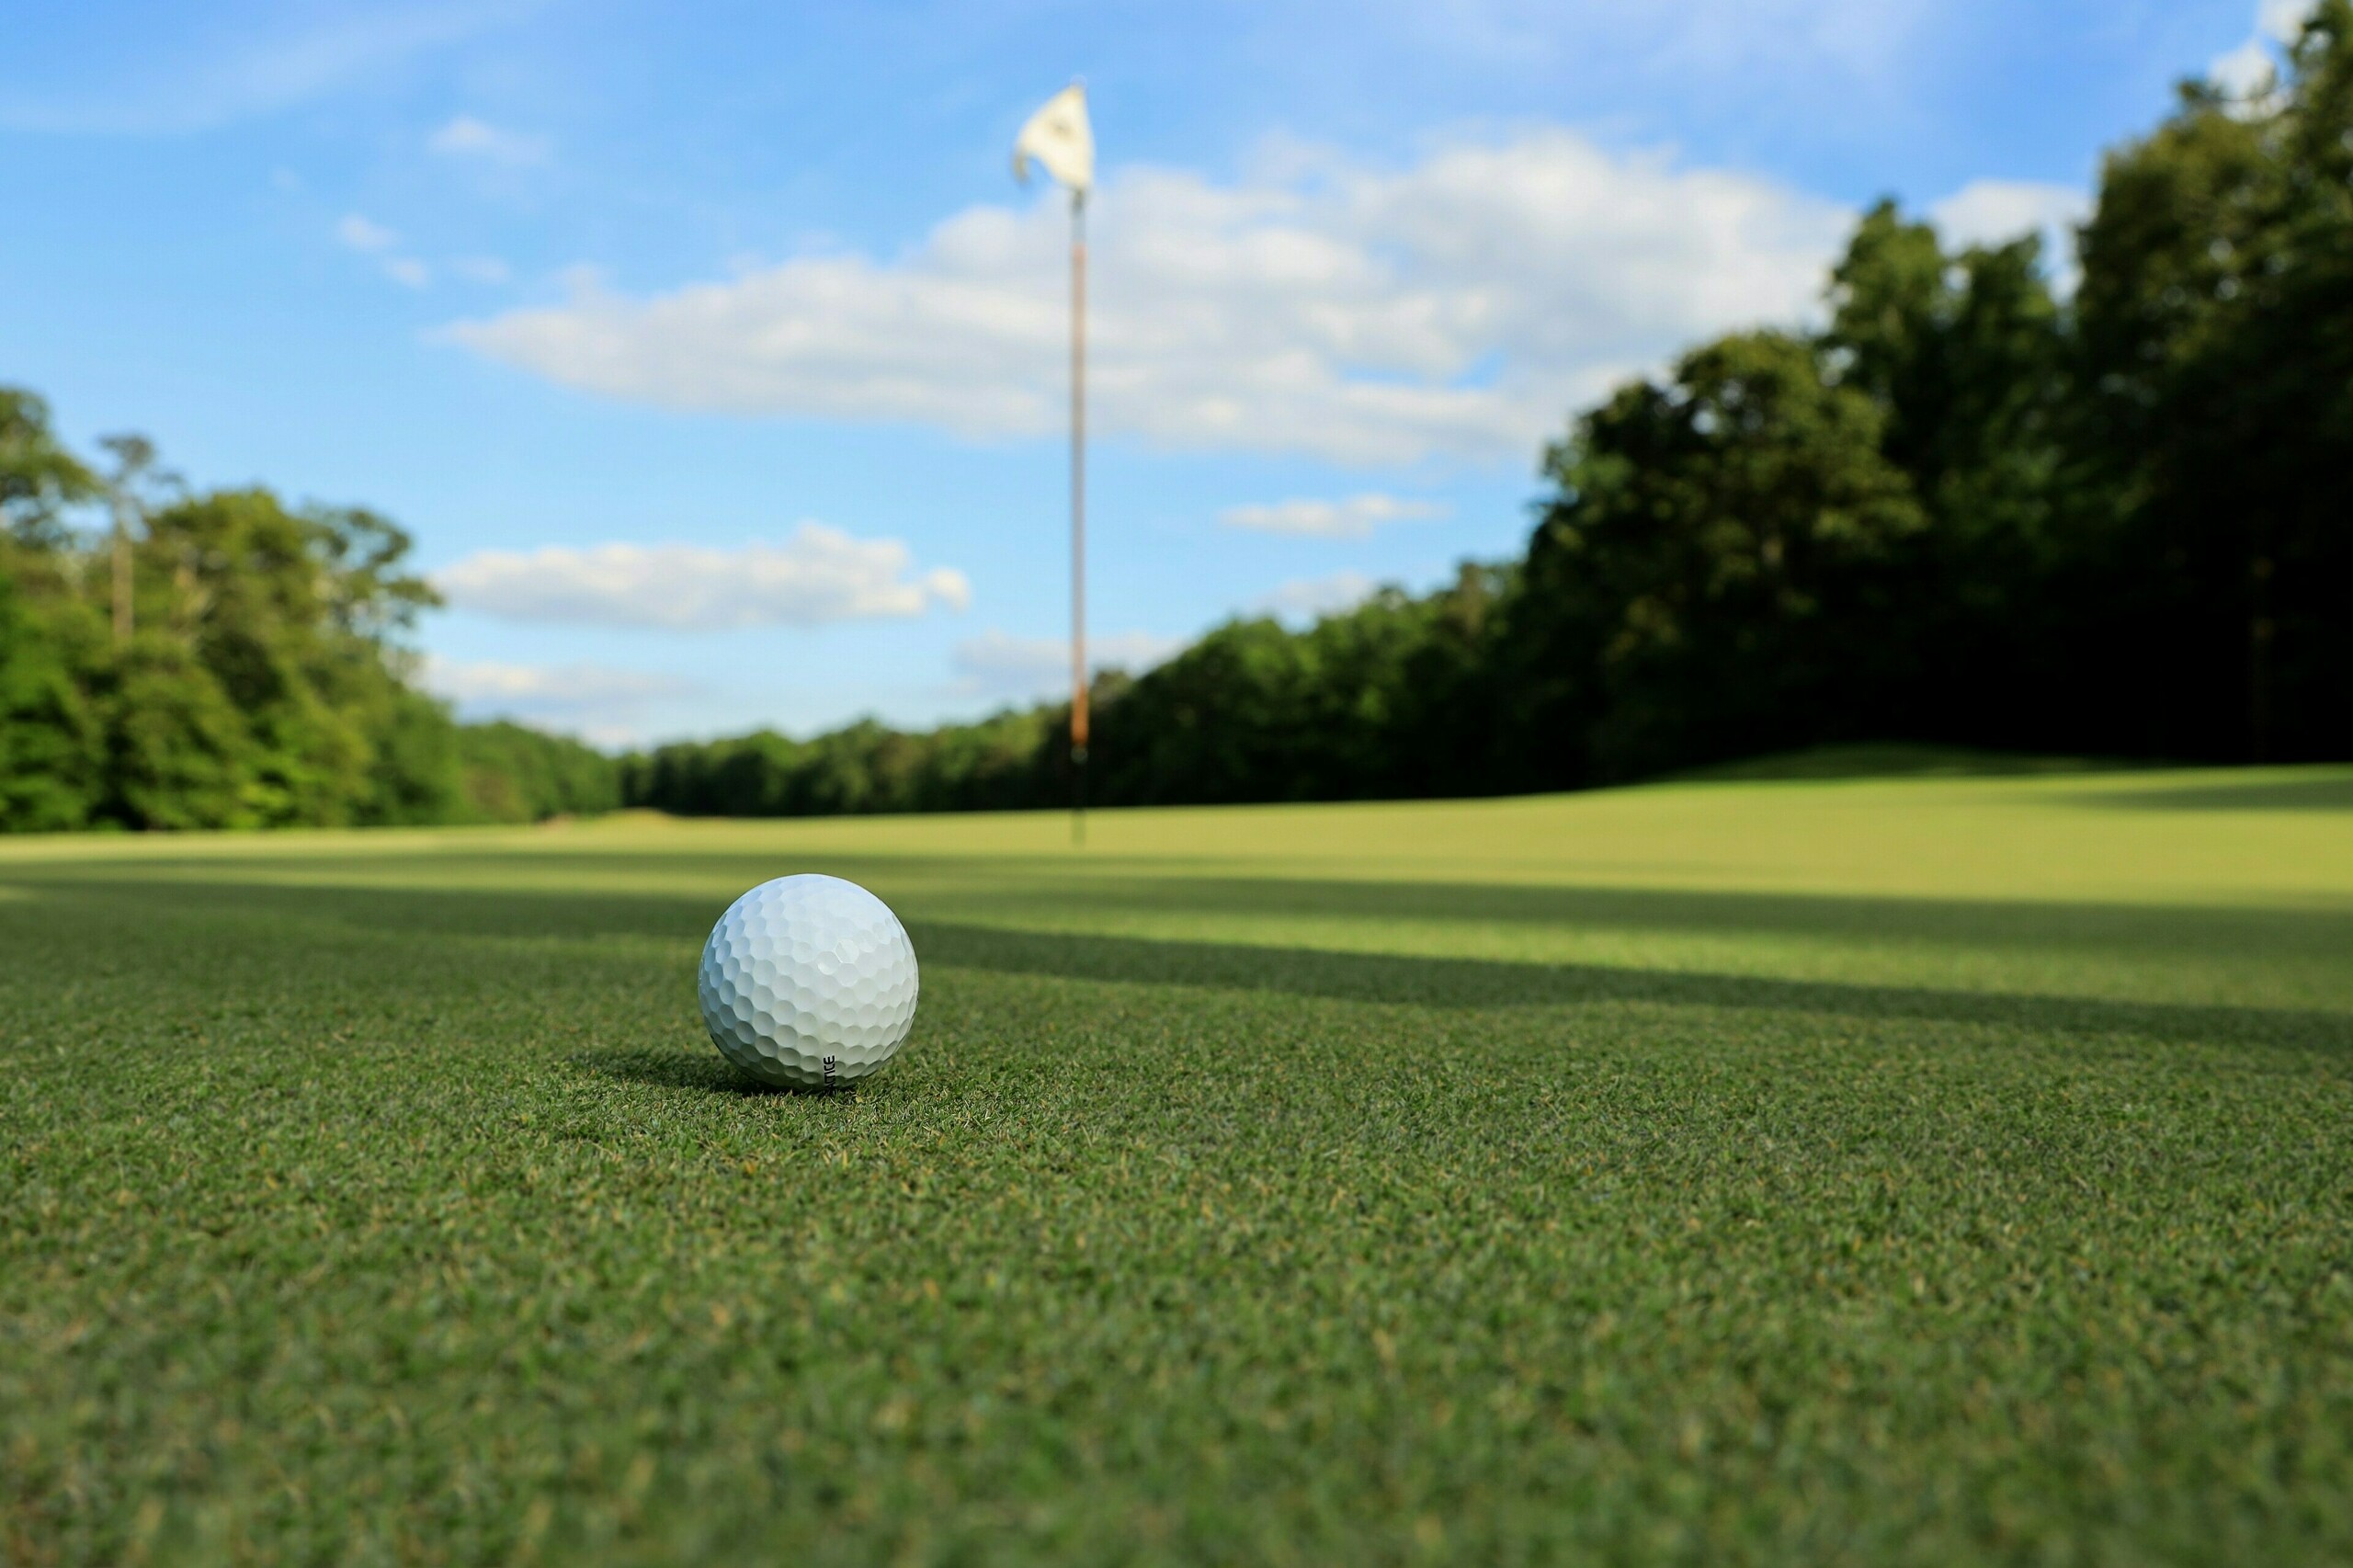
[12,16,2353,832]
[370,687,468,826]
[625,709,1060,818]
[1511,331,1927,781]
[631,17,2353,817]
[455,721,621,823]
[97,636,262,829]
[1097,570,1511,803]
[0,388,96,548]
[626,568,1517,820]
[2069,0,2353,761]
[0,575,99,831]
[0,392,603,832]
[1819,209,2073,751]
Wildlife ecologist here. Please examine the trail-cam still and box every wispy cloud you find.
[1630,0,1937,95]
[429,114,550,165]
[448,128,1849,465]
[951,629,1188,699]
[433,527,972,630]
[338,215,434,288]
[337,214,398,253]
[1221,494,1449,540]
[422,655,691,746]
[0,2,546,135]
[425,656,689,706]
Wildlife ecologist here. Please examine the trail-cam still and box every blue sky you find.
[0,0,2301,744]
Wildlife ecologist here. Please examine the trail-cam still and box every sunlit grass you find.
[6,767,2352,1563]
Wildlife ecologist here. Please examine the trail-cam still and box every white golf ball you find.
[697,874,920,1088]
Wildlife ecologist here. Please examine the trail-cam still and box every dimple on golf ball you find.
[697,874,919,1088]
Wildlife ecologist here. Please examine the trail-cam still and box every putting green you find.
[5,767,2351,1562]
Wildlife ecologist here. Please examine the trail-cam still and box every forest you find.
[627,14,2353,817]
[5,9,2349,830]
[0,417,613,831]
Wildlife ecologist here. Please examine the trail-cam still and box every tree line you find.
[629,13,2353,816]
[5,12,2349,832]
[0,397,613,830]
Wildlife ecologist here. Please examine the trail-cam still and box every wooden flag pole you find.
[1070,187,1088,846]
[1011,82,1096,846]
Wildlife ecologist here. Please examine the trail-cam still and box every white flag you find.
[1013,84,1093,194]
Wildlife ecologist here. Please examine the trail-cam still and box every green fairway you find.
[6,767,2353,1564]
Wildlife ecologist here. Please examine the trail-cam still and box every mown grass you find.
[5,767,2353,1564]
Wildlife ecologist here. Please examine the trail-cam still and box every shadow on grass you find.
[12,874,2351,1054]
[571,1046,778,1096]
[909,921,2353,1053]
[40,859,2353,963]
[1665,742,2130,783]
[568,1047,881,1101]
[2081,773,2353,812]
[938,879,2353,963]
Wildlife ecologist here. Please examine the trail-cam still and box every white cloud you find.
[1221,493,1449,539]
[2211,0,2317,97]
[2210,39,2279,97]
[383,256,431,289]
[1928,178,2089,289]
[433,525,971,630]
[430,114,550,165]
[424,656,688,706]
[337,213,397,252]
[447,128,1851,465]
[1253,570,1382,623]
[422,656,689,746]
[1928,180,2087,252]
[951,629,1188,699]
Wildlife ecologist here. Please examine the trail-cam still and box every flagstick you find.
[1069,187,1088,847]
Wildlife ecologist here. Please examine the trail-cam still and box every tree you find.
[0,383,628,834]
[1510,331,1927,781]
[452,722,618,823]
[129,489,452,825]
[0,389,96,548]
[0,391,105,829]
[2073,0,2353,759]
[97,434,174,646]
[100,636,260,830]
[1823,203,2072,749]
[0,573,100,830]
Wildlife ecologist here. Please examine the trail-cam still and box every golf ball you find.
[697,874,920,1088]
